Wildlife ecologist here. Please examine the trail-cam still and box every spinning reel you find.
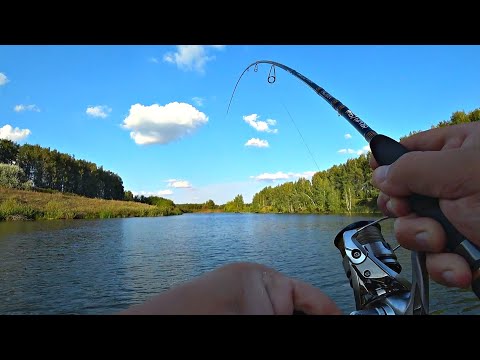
[334,217,429,315]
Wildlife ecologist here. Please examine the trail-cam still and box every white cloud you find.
[122,102,208,145]
[344,133,352,139]
[338,148,356,154]
[132,189,173,197]
[163,45,225,73]
[86,105,112,118]
[161,180,264,205]
[130,179,194,202]
[338,145,370,156]
[250,171,315,182]
[243,114,278,133]
[148,57,159,63]
[14,104,41,112]
[302,171,316,178]
[245,138,269,148]
[0,73,8,86]
[192,96,205,107]
[357,145,370,155]
[166,179,192,188]
[253,172,289,181]
[0,124,31,141]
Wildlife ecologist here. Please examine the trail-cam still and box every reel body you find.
[334,218,429,315]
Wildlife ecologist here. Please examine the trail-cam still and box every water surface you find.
[0,213,478,315]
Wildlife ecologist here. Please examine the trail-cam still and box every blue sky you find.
[0,45,479,204]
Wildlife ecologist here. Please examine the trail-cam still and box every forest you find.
[0,142,124,200]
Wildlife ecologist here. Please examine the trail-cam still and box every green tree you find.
[436,109,478,128]
[469,109,480,122]
[311,172,329,213]
[204,199,216,210]
[0,164,32,189]
[225,194,245,212]
[124,190,134,201]
[0,139,20,164]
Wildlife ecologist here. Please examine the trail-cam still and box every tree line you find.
[0,141,125,200]
[132,195,182,215]
[0,140,202,214]
[177,200,220,212]
[248,154,375,214]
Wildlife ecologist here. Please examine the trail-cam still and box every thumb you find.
[372,148,480,199]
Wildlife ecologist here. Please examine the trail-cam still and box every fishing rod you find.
[228,60,480,312]
[227,60,377,143]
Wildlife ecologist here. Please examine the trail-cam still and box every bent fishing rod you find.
[228,60,480,312]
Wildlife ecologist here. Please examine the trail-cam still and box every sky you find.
[0,45,479,204]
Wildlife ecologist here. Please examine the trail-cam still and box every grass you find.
[0,187,176,221]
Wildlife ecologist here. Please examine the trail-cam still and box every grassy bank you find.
[0,187,181,221]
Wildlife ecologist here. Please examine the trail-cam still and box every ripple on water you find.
[0,214,477,315]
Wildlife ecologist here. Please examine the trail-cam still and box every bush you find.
[0,164,32,190]
[0,198,37,220]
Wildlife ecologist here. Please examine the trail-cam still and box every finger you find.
[394,215,447,252]
[441,194,480,247]
[400,123,472,151]
[262,270,341,315]
[386,197,411,217]
[290,279,342,315]
[369,153,379,169]
[377,193,411,217]
[426,253,472,288]
[261,270,296,315]
[377,192,391,216]
[372,148,480,199]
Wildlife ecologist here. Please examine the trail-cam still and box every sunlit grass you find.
[0,187,178,221]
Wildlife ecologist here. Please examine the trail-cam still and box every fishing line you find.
[277,97,321,173]
[228,62,321,172]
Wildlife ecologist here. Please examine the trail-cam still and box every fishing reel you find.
[334,217,429,315]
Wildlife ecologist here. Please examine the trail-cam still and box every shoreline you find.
[0,187,181,221]
[1,188,381,222]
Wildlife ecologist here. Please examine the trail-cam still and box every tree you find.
[0,139,20,164]
[450,110,470,125]
[436,109,478,128]
[225,194,245,212]
[204,199,216,210]
[0,164,32,189]
[311,172,329,213]
[124,190,134,201]
[469,109,480,122]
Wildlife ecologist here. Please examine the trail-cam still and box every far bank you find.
[0,187,181,221]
